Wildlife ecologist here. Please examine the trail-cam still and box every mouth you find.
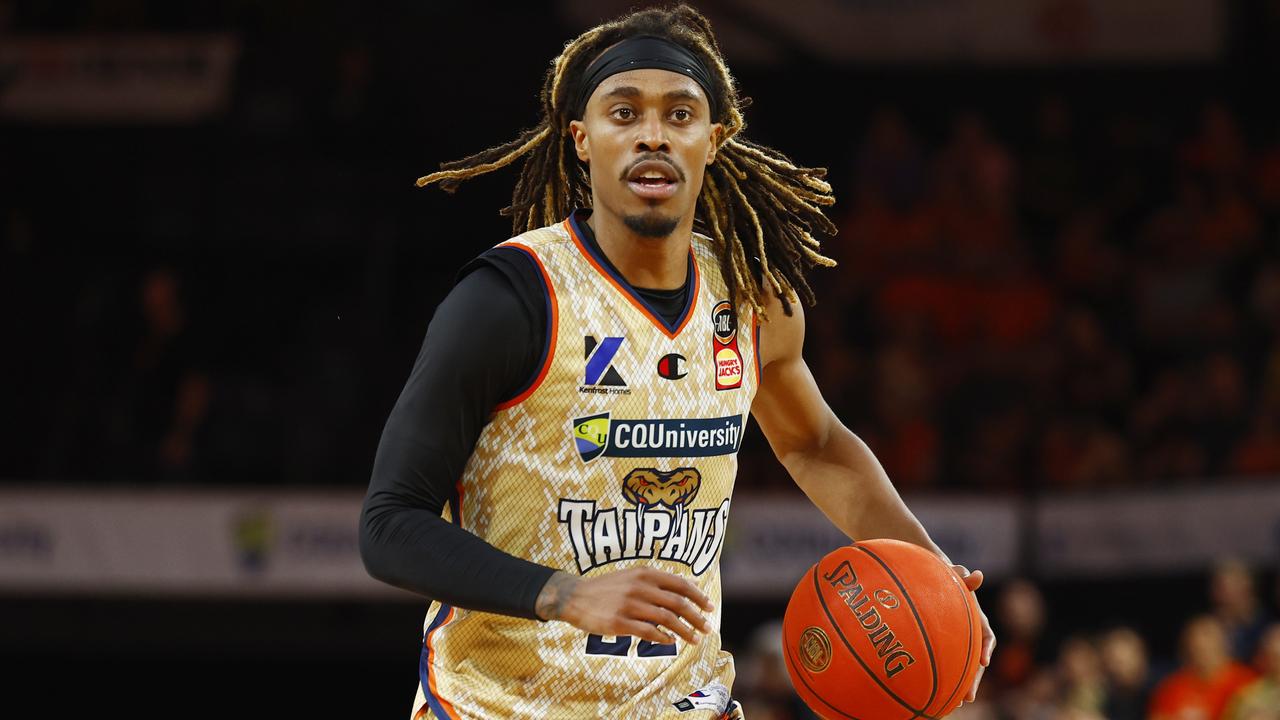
[625,160,680,200]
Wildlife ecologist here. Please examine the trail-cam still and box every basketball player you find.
[360,6,994,719]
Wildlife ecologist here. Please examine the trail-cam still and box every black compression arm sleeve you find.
[359,261,557,619]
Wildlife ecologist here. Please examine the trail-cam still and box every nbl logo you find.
[711,301,743,391]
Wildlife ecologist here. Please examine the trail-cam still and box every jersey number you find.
[585,633,677,658]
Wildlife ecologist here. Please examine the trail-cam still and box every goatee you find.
[622,211,680,238]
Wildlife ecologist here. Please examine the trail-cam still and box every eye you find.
[672,108,692,122]
[611,107,635,120]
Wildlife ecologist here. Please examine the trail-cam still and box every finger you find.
[648,571,715,612]
[981,617,996,665]
[641,588,711,634]
[632,605,699,645]
[620,619,677,646]
[952,565,983,592]
[966,664,986,703]
[964,569,984,592]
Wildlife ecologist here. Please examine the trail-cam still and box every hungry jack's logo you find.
[711,301,743,391]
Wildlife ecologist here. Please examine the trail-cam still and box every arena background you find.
[2,1,1279,718]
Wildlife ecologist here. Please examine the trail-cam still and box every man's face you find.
[569,68,722,238]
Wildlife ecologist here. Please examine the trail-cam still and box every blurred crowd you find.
[732,560,1280,720]
[11,92,1280,493]
[739,96,1280,494]
[3,3,1280,495]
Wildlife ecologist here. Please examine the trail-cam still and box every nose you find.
[634,112,670,154]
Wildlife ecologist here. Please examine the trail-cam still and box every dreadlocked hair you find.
[415,3,836,318]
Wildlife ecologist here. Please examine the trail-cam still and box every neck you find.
[586,205,691,290]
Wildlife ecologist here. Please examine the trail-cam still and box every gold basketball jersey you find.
[410,213,760,720]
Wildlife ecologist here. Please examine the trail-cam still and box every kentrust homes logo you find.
[580,335,630,395]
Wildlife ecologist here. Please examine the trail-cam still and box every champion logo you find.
[657,353,687,380]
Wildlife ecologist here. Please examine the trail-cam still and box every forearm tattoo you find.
[535,571,580,621]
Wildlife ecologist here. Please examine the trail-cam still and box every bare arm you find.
[750,293,994,702]
[750,298,941,552]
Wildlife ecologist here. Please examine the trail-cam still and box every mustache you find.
[620,153,686,183]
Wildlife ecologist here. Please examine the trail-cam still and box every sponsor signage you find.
[572,413,744,462]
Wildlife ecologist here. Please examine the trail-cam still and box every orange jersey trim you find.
[562,218,701,340]
[424,605,459,718]
[493,240,558,411]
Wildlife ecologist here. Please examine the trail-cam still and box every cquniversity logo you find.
[570,413,744,463]
[572,412,612,462]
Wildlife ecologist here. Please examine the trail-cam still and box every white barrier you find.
[720,494,1020,598]
[0,487,408,598]
[2,482,1277,598]
[1035,481,1280,578]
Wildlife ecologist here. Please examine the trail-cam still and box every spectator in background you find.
[1228,409,1280,475]
[1052,305,1133,420]
[95,266,210,481]
[1180,101,1249,189]
[934,111,1018,265]
[1021,94,1083,244]
[1195,353,1249,473]
[1038,417,1130,490]
[838,105,935,290]
[1223,623,1280,720]
[853,106,929,215]
[1051,209,1127,316]
[734,621,817,720]
[1099,626,1153,720]
[990,579,1052,694]
[1255,132,1280,216]
[1211,560,1272,663]
[861,338,940,491]
[1054,636,1107,717]
[1149,615,1258,720]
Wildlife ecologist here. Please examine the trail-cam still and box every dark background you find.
[4,1,1280,718]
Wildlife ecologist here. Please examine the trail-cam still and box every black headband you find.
[571,35,720,121]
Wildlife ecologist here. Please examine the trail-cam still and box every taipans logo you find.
[799,627,833,673]
[570,412,745,463]
[622,467,701,508]
[558,466,730,575]
[657,353,687,380]
[580,335,630,395]
[711,300,743,391]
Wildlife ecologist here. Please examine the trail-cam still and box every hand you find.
[951,565,995,704]
[534,567,714,646]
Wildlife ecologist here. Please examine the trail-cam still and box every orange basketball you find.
[781,539,982,720]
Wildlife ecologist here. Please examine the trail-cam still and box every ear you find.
[569,119,590,163]
[705,122,724,165]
